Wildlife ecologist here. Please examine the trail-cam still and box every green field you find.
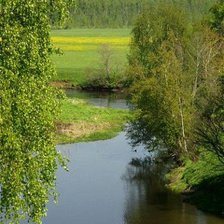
[51,29,131,86]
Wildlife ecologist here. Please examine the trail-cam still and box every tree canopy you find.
[127,3,224,161]
[0,1,70,223]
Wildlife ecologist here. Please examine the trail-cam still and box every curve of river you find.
[43,90,223,224]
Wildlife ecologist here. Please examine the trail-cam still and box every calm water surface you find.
[43,132,223,224]
[43,91,223,224]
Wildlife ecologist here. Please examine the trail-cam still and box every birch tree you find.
[0,1,70,223]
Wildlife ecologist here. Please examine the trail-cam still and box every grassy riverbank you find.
[51,29,131,87]
[55,98,130,144]
[166,151,224,216]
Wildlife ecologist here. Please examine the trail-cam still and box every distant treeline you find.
[62,0,216,28]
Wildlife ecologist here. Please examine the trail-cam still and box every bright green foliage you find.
[166,149,224,191]
[166,149,224,214]
[0,1,70,223]
[183,150,224,186]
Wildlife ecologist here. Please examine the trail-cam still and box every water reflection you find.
[123,157,223,224]
[44,132,147,224]
[65,89,128,109]
[41,92,224,224]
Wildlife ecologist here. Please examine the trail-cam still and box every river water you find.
[43,91,223,224]
[66,89,129,109]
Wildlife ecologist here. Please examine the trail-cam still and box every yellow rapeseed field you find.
[51,37,130,45]
[52,36,130,51]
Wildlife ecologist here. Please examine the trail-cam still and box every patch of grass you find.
[182,152,224,187]
[166,151,224,215]
[182,152,224,215]
[166,151,224,193]
[166,167,188,193]
[55,98,130,144]
[57,127,122,144]
[51,29,131,86]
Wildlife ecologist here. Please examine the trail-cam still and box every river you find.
[43,90,223,224]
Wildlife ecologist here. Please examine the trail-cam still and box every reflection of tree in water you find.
[65,90,128,108]
[126,118,159,150]
[125,113,224,223]
[122,156,209,224]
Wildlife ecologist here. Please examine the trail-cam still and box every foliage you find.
[82,44,128,89]
[59,0,215,28]
[128,2,224,214]
[127,4,192,155]
[193,1,224,163]
[183,150,224,186]
[182,151,224,215]
[127,3,224,160]
[167,149,224,188]
[166,150,224,215]
[209,0,224,35]
[0,1,70,223]
[165,167,188,193]
[82,69,126,90]
[195,82,224,163]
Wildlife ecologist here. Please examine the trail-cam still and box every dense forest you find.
[63,0,216,28]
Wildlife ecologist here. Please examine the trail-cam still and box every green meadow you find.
[56,98,130,144]
[51,29,131,86]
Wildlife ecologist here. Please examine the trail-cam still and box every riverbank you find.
[55,98,130,144]
[50,27,131,141]
[55,94,224,218]
[166,152,224,216]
